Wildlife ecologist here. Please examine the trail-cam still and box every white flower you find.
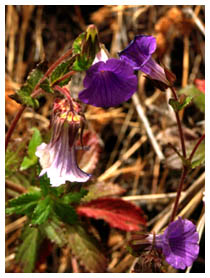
[36,97,90,187]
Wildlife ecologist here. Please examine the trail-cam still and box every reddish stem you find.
[170,166,188,222]
[54,71,75,85]
[169,86,188,222]
[189,133,205,161]
[170,87,187,158]
[5,105,26,150]
[34,48,73,92]
[5,48,73,150]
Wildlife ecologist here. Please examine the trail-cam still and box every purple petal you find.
[119,35,156,70]
[160,217,199,269]
[79,58,137,107]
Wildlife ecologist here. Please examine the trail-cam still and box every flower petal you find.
[119,35,156,70]
[160,217,200,269]
[79,58,137,107]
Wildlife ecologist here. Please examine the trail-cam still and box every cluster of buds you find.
[36,87,90,187]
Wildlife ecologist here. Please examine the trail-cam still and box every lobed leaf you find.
[68,224,107,272]
[6,192,42,216]
[31,196,52,225]
[7,192,42,207]
[77,197,146,231]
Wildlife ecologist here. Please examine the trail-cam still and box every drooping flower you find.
[129,217,199,270]
[36,95,91,187]
[119,35,174,89]
[79,58,138,107]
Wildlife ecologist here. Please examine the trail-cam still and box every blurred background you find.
[5,5,205,273]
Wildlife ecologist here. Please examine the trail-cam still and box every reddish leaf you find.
[77,197,146,231]
[195,79,205,94]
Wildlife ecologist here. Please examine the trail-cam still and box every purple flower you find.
[36,98,90,187]
[129,217,199,270]
[156,217,200,270]
[78,58,138,107]
[119,35,169,86]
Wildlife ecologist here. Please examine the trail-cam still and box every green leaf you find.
[169,96,193,112]
[53,202,78,225]
[6,143,25,178]
[179,85,205,112]
[68,225,107,272]
[6,192,42,215]
[11,63,46,108]
[72,25,100,71]
[20,128,42,171]
[31,196,52,225]
[10,89,39,109]
[28,128,42,158]
[40,78,53,93]
[20,156,37,171]
[39,174,51,196]
[61,189,88,204]
[16,226,41,272]
[72,56,93,72]
[50,60,72,85]
[6,201,38,216]
[41,217,67,247]
[49,185,65,197]
[7,192,42,207]
[181,95,193,109]
[72,32,85,54]
[190,140,205,169]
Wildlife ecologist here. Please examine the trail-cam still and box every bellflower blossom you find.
[79,54,138,107]
[36,97,91,187]
[119,35,170,87]
[130,217,199,270]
